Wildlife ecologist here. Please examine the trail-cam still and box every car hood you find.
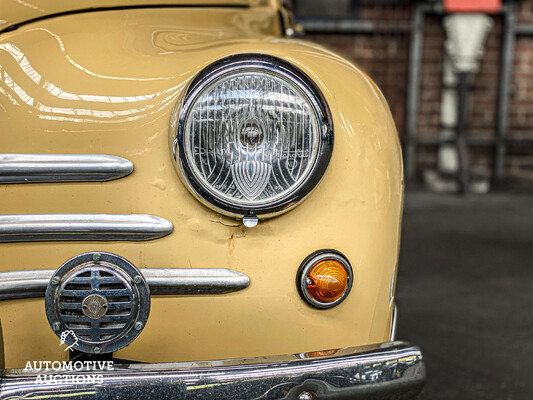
[0,0,270,32]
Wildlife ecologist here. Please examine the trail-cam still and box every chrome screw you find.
[51,276,61,285]
[306,278,312,286]
[52,322,61,331]
[94,346,101,354]
[92,253,101,262]
[133,275,142,285]
[298,392,315,400]
[134,321,143,331]
[243,214,258,228]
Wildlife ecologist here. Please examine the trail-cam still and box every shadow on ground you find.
[396,192,533,400]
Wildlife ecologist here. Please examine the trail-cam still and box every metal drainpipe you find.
[405,2,425,182]
[438,55,459,187]
[437,64,471,193]
[443,13,493,193]
[495,1,515,184]
[456,72,470,193]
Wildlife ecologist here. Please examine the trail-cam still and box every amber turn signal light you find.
[297,250,353,309]
[301,349,339,359]
[306,259,349,302]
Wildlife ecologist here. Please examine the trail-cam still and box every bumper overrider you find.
[0,341,424,399]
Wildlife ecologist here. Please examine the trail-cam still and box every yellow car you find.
[0,0,425,398]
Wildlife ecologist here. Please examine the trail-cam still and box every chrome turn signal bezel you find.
[297,250,353,309]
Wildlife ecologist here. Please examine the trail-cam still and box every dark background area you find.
[291,1,533,398]
[397,193,533,399]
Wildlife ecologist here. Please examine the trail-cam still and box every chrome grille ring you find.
[45,252,150,354]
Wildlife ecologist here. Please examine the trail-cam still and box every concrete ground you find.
[396,192,533,400]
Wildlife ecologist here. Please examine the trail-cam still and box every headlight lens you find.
[171,54,333,219]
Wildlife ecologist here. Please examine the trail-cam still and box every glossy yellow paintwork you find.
[0,5,402,368]
[0,0,275,32]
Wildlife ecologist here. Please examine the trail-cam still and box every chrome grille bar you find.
[0,214,173,242]
[141,268,250,295]
[0,268,249,301]
[0,153,133,183]
[0,270,50,300]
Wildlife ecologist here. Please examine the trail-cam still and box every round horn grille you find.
[45,252,150,354]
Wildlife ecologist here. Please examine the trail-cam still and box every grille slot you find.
[58,267,135,341]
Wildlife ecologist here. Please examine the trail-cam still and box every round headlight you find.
[171,54,333,219]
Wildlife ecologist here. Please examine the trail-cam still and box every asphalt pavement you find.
[396,192,533,400]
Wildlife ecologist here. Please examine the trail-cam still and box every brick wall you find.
[303,1,411,140]
[296,0,533,189]
[510,1,533,182]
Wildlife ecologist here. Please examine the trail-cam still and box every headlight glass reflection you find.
[173,55,333,218]
[184,72,320,205]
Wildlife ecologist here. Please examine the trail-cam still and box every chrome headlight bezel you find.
[170,53,334,219]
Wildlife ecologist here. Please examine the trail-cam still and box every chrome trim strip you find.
[0,270,51,300]
[0,214,173,242]
[142,268,250,295]
[0,153,133,183]
[0,268,249,300]
[0,318,4,369]
[0,342,425,399]
[389,265,396,306]
[390,303,398,341]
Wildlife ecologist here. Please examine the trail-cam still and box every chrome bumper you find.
[0,341,424,399]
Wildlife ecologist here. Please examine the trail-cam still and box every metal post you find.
[405,2,425,182]
[494,1,515,184]
[456,72,470,193]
